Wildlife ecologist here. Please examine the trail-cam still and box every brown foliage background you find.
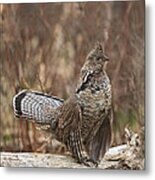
[0,1,144,153]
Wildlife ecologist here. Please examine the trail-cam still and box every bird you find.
[13,42,113,167]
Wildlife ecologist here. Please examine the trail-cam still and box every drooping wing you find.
[86,109,113,162]
[55,96,91,165]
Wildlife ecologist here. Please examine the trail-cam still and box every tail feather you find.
[13,89,64,124]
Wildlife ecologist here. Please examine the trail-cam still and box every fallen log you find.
[0,128,144,169]
[0,145,127,169]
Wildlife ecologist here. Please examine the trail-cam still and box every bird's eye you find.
[96,57,100,61]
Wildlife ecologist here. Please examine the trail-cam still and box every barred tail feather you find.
[13,89,64,124]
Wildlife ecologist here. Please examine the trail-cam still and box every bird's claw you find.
[78,157,99,167]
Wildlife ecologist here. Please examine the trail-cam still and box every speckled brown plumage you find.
[13,43,113,167]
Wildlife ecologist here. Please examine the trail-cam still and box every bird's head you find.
[86,42,109,66]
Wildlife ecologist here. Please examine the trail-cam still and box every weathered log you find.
[0,128,144,169]
[0,145,127,169]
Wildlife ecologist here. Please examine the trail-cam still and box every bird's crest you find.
[86,42,109,61]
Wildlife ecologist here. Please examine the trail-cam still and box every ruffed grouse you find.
[13,43,113,167]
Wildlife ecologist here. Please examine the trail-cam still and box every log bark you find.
[0,145,127,169]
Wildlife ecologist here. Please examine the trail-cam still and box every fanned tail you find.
[13,89,64,124]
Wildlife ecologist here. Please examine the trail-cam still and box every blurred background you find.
[0,1,144,154]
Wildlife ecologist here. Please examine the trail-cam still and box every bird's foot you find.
[78,157,99,167]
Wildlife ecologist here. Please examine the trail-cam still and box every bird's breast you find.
[76,87,112,140]
[76,72,112,140]
[76,78,112,119]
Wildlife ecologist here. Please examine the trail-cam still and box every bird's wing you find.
[86,109,113,162]
[55,96,91,165]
